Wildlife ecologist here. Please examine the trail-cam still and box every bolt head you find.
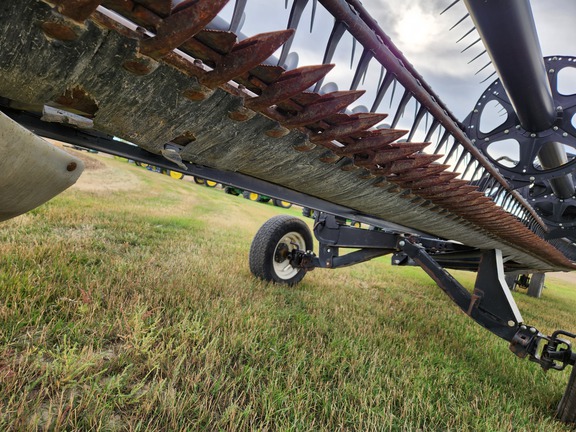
[398,241,406,247]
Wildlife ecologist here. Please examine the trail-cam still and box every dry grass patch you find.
[0,155,575,431]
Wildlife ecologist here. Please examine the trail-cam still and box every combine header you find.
[0,0,574,422]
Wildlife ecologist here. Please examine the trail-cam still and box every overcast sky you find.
[361,0,576,119]
[218,0,576,121]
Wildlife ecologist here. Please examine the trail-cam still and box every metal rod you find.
[463,0,555,131]
[463,0,574,199]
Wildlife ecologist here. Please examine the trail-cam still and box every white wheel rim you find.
[273,232,306,280]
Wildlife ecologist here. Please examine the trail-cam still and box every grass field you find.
[0,150,575,431]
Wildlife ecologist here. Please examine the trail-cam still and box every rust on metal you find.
[133,0,173,17]
[40,21,80,41]
[414,179,470,198]
[339,129,408,154]
[286,92,322,108]
[247,65,286,86]
[140,0,229,59]
[201,30,294,88]
[52,0,103,22]
[376,154,443,175]
[193,30,237,57]
[318,151,342,164]
[182,84,214,102]
[3,0,572,270]
[131,4,163,29]
[265,124,291,138]
[282,90,365,127]
[245,64,335,111]
[228,106,256,122]
[101,0,133,15]
[432,190,486,205]
[54,87,99,117]
[172,0,202,13]
[339,159,360,171]
[370,143,429,165]
[310,113,388,143]
[122,53,160,75]
[391,165,452,182]
[395,172,459,189]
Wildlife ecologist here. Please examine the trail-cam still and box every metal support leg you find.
[399,239,575,371]
[311,212,397,269]
[527,273,545,298]
[505,274,517,291]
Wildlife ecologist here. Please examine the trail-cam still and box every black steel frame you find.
[4,104,575,374]
[2,105,432,236]
[300,212,575,372]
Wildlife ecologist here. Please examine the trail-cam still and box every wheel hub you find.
[274,243,290,263]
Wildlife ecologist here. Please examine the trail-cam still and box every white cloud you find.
[237,0,575,120]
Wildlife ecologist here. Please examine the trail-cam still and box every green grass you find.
[0,154,575,431]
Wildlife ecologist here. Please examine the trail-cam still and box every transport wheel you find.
[273,199,292,208]
[205,180,218,188]
[224,186,240,196]
[249,215,313,285]
[557,365,576,423]
[168,170,184,180]
[243,191,262,202]
[193,177,205,185]
[302,207,314,218]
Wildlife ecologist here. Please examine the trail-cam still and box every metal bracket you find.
[312,212,396,269]
[399,239,575,371]
[311,212,484,271]
[400,239,520,341]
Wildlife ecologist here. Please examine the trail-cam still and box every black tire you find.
[302,207,314,218]
[273,199,293,209]
[204,180,218,188]
[249,215,313,285]
[557,365,576,423]
[193,177,205,185]
[243,190,262,202]
[224,186,240,196]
